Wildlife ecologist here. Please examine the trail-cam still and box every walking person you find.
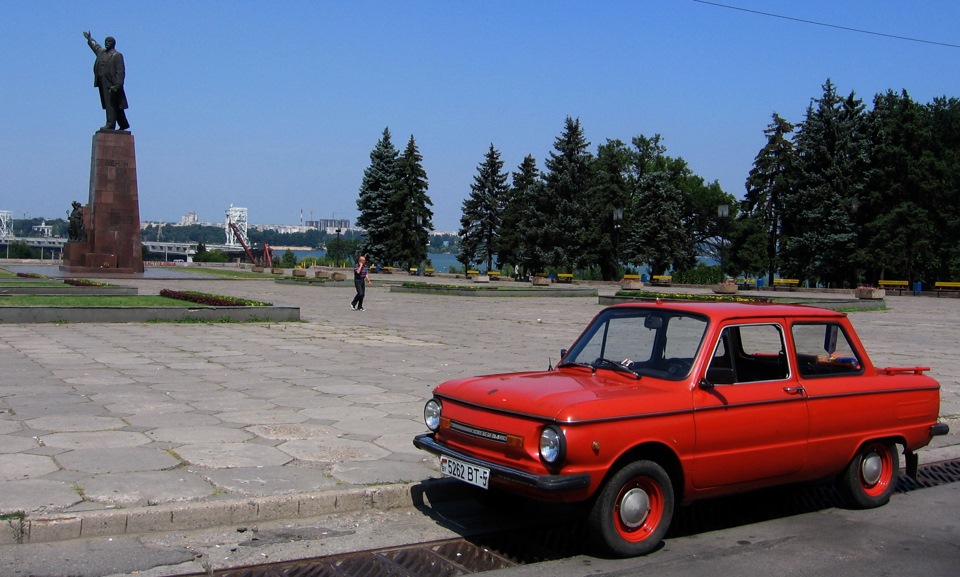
[351,255,373,311]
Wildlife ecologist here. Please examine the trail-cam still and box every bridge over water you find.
[1,237,239,259]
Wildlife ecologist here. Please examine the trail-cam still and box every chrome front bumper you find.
[413,433,591,492]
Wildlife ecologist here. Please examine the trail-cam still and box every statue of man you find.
[68,201,85,241]
[83,31,130,131]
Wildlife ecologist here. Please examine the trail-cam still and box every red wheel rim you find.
[860,443,894,497]
[613,476,664,542]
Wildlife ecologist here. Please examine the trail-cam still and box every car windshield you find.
[560,307,708,380]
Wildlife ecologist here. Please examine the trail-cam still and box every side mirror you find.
[560,348,567,359]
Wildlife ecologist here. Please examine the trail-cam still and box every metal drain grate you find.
[190,458,960,577]
[211,539,515,577]
[898,458,960,491]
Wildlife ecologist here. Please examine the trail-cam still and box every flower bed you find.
[159,289,272,307]
[63,278,114,287]
[616,290,768,303]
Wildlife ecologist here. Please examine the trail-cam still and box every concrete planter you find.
[331,272,347,281]
[0,304,300,323]
[251,266,264,273]
[314,271,332,279]
[271,268,285,275]
[532,276,552,286]
[855,288,886,299]
[621,280,644,290]
[474,275,490,284]
[292,269,307,277]
[712,284,739,295]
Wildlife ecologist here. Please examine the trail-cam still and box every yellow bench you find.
[736,277,757,289]
[935,281,960,296]
[651,275,672,286]
[487,270,501,280]
[557,273,574,283]
[380,266,394,274]
[466,269,480,279]
[773,278,799,290]
[879,280,909,295]
[423,268,435,276]
[408,267,419,275]
[622,274,640,281]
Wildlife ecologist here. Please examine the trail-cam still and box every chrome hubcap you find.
[861,452,883,486]
[619,487,651,528]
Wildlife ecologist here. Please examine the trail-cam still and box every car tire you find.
[838,440,899,509]
[588,460,674,557]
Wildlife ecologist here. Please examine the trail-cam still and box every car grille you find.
[450,421,509,443]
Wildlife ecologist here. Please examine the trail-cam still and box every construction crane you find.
[227,220,272,266]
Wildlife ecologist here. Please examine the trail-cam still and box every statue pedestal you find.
[61,130,144,274]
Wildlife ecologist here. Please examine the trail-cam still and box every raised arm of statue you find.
[83,31,103,54]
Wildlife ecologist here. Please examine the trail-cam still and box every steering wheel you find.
[663,358,691,376]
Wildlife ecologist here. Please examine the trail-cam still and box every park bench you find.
[621,274,643,289]
[773,278,799,290]
[650,275,672,286]
[466,269,480,279]
[735,277,757,290]
[557,273,574,283]
[487,270,501,280]
[408,267,419,275]
[380,266,394,274]
[878,279,909,295]
[935,281,960,296]
[423,268,435,277]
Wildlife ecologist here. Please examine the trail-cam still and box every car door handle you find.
[783,386,805,395]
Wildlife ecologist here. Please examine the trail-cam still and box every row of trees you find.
[738,81,960,287]
[450,82,960,286]
[457,117,734,281]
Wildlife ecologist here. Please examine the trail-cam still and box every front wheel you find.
[588,460,674,557]
[837,440,899,508]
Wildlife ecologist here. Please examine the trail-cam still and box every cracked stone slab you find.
[202,466,337,496]
[54,447,181,474]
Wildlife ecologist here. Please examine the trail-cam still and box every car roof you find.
[607,300,847,321]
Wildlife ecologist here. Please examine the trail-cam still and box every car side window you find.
[791,323,863,377]
[706,324,788,384]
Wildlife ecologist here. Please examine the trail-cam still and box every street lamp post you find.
[717,204,729,282]
[613,206,623,274]
[334,227,341,268]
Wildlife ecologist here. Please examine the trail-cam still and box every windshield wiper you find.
[557,359,592,369]
[592,358,642,379]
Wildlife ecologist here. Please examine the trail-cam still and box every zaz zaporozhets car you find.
[413,301,949,556]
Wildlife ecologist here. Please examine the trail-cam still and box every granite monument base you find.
[61,130,144,275]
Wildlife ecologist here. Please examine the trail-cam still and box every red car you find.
[414,301,948,556]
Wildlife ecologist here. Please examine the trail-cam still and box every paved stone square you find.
[0,270,957,543]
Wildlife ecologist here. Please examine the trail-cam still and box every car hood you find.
[434,367,689,423]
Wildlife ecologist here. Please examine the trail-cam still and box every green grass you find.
[0,295,190,306]
[166,267,273,279]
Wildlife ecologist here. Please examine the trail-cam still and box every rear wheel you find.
[838,440,899,508]
[588,460,674,557]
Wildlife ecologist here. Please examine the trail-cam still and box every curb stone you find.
[2,484,417,545]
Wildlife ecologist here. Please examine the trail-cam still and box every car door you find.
[691,322,810,489]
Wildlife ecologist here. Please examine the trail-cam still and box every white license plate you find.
[440,455,490,489]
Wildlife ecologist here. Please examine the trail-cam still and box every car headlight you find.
[424,399,442,431]
[539,425,565,464]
